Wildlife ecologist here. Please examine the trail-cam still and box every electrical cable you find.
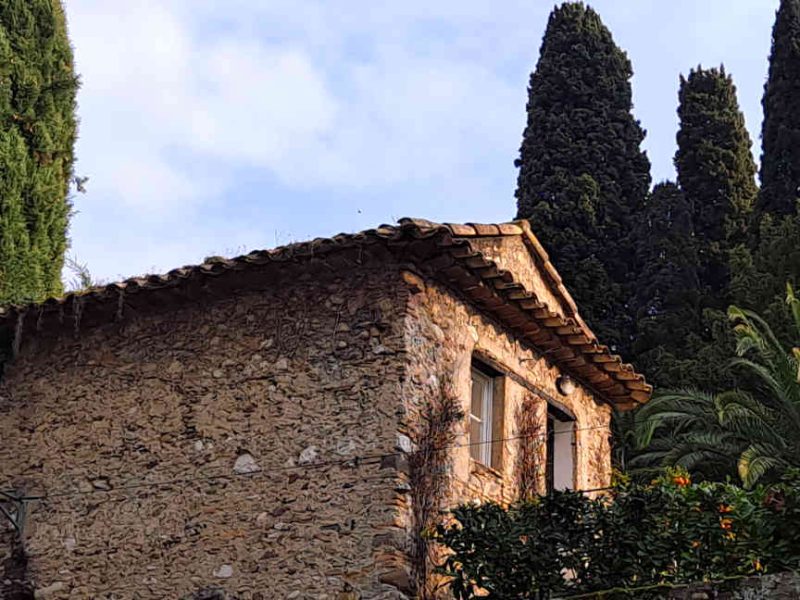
[1,421,626,502]
[552,573,758,600]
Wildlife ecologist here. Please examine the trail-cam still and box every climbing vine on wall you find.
[408,377,464,599]
[514,394,544,501]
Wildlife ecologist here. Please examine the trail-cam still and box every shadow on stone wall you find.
[1,541,33,600]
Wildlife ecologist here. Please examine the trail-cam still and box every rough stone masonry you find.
[0,220,650,599]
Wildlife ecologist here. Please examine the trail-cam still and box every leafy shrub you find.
[435,468,800,598]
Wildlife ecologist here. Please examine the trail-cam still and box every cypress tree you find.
[759,0,800,217]
[633,183,703,389]
[515,2,651,354]
[0,0,78,305]
[729,218,800,342]
[652,66,757,390]
[735,0,800,345]
[675,66,758,302]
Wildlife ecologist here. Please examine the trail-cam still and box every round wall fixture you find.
[556,375,575,396]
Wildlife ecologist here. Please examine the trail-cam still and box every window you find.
[546,407,575,493]
[470,365,497,468]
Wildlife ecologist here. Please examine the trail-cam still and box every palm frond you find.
[787,283,800,340]
[738,445,784,488]
[635,286,800,487]
[730,304,785,359]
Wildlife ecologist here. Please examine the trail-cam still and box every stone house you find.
[0,219,650,599]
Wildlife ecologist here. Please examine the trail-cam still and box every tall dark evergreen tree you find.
[675,66,758,302]
[514,2,651,354]
[730,216,800,342]
[0,0,78,304]
[655,66,758,390]
[759,0,800,217]
[733,0,800,345]
[633,183,702,389]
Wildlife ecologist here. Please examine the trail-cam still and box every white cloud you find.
[189,40,337,167]
[68,0,339,218]
[62,0,781,281]
[66,0,525,223]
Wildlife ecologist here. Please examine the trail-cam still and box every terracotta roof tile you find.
[445,223,476,237]
[497,223,525,236]
[0,218,651,407]
[469,223,500,236]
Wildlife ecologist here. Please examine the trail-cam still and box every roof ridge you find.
[401,217,593,340]
[0,218,650,407]
[397,217,526,237]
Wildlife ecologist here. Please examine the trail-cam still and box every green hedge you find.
[435,469,800,598]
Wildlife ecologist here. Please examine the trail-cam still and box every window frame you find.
[470,367,494,466]
[469,359,504,470]
[545,405,576,494]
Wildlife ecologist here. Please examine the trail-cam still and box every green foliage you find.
[758,0,800,217]
[514,2,650,355]
[628,389,744,483]
[0,0,78,304]
[633,183,705,389]
[732,212,800,360]
[631,286,800,487]
[676,67,757,267]
[436,469,800,599]
[633,68,756,392]
[63,255,100,291]
[730,0,800,363]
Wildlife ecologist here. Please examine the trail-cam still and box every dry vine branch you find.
[408,377,464,599]
[515,393,544,501]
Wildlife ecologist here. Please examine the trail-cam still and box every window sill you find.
[470,458,503,480]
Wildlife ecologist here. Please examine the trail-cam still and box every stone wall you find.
[0,245,616,599]
[394,270,613,596]
[668,572,800,599]
[402,274,612,504]
[0,265,412,599]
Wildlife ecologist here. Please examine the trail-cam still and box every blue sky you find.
[64,0,779,283]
